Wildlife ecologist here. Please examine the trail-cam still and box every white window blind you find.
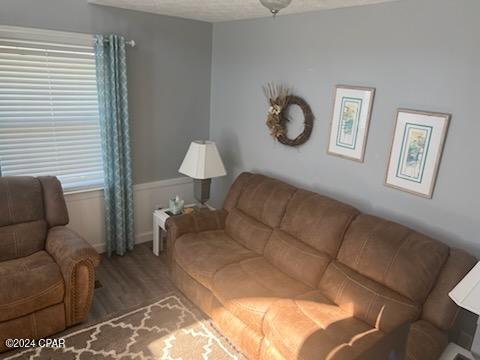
[0,26,104,191]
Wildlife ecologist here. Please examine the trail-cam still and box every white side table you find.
[439,343,474,360]
[152,208,171,256]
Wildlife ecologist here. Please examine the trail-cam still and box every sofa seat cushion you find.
[174,230,257,290]
[263,290,384,360]
[0,251,64,321]
[212,257,311,333]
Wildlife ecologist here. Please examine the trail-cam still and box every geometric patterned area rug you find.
[3,295,245,360]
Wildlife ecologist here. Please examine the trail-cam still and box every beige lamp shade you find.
[449,261,480,315]
[179,140,226,180]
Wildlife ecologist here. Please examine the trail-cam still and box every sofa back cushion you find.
[223,172,253,212]
[225,208,273,254]
[263,189,358,287]
[225,173,296,254]
[279,189,359,257]
[235,174,296,228]
[264,229,331,288]
[0,177,47,260]
[337,215,449,304]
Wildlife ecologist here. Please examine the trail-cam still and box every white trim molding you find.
[65,177,194,254]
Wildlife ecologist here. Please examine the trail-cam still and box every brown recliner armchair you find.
[0,176,100,352]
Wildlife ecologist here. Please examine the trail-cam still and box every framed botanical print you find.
[385,109,450,198]
[327,85,375,162]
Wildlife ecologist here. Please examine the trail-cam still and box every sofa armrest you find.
[46,226,100,326]
[166,209,227,271]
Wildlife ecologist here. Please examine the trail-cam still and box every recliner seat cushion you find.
[0,251,64,322]
[263,290,384,360]
[174,230,257,290]
[212,257,310,333]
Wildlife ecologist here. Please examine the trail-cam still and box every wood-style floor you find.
[86,242,176,325]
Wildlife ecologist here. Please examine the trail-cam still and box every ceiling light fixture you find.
[260,0,293,17]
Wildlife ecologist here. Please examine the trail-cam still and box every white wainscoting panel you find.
[64,177,194,253]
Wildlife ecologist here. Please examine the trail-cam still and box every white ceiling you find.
[88,0,399,23]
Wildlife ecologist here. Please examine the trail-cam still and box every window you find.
[0,26,104,191]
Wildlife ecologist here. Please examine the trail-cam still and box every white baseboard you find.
[65,177,194,254]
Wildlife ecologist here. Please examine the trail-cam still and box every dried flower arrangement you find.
[263,83,291,139]
[262,82,314,147]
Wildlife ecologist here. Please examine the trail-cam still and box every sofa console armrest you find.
[46,226,100,326]
[166,209,227,271]
[358,322,410,360]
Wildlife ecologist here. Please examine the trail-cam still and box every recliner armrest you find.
[46,226,100,326]
[166,209,227,271]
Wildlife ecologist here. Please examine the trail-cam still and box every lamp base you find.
[193,178,211,206]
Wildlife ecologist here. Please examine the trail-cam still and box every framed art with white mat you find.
[327,85,375,162]
[385,109,450,198]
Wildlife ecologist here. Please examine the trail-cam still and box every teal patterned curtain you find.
[94,34,134,256]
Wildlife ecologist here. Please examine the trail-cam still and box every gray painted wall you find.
[210,0,480,256]
[0,0,212,184]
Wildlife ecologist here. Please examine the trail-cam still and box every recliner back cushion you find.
[0,177,44,226]
[264,229,331,287]
[225,174,297,254]
[0,221,47,261]
[223,172,253,212]
[236,174,296,228]
[0,177,47,260]
[225,208,273,254]
[38,176,69,227]
[279,189,359,256]
[263,190,359,287]
[337,215,449,303]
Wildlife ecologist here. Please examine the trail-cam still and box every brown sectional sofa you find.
[167,172,476,360]
[0,176,100,352]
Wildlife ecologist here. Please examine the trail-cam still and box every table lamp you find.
[449,261,480,359]
[179,140,226,206]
